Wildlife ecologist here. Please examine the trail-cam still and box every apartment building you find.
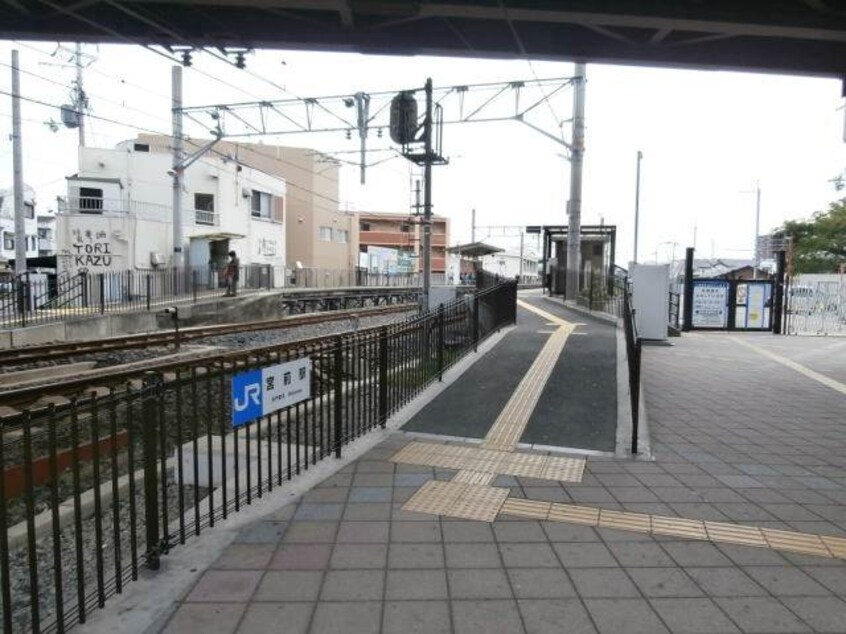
[135,135,359,271]
[0,184,40,268]
[57,140,286,274]
[358,212,449,276]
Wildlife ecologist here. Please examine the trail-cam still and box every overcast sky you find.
[1,42,844,264]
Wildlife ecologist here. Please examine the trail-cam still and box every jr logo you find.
[234,383,261,411]
[231,369,262,427]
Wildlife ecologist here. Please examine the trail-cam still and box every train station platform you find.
[79,290,846,634]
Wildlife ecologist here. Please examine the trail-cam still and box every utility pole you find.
[753,181,761,280]
[471,208,476,243]
[75,42,86,147]
[11,50,26,276]
[518,231,525,283]
[172,65,184,270]
[421,78,434,310]
[633,150,642,264]
[565,63,586,301]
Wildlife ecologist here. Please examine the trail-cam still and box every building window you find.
[360,221,371,232]
[38,227,50,239]
[133,143,150,152]
[319,226,333,241]
[194,193,215,225]
[24,203,34,219]
[3,233,13,251]
[334,229,348,244]
[78,187,104,213]
[251,190,272,219]
[401,223,410,233]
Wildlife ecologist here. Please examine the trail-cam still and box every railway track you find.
[0,304,417,366]
[0,304,422,411]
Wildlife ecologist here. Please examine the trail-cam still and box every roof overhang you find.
[190,232,246,240]
[2,2,845,77]
[447,242,504,257]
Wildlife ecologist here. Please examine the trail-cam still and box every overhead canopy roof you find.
[2,2,845,77]
[447,242,504,258]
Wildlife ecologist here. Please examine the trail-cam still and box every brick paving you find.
[155,305,846,634]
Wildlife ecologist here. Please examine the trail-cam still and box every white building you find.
[481,249,540,284]
[57,140,286,275]
[0,184,39,267]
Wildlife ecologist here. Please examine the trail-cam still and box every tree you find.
[778,196,846,274]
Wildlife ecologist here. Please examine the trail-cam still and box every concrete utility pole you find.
[172,65,184,270]
[11,50,26,275]
[421,78,434,310]
[565,63,586,301]
[75,42,86,147]
[471,208,476,243]
[753,181,761,280]
[633,150,642,263]
[519,231,525,282]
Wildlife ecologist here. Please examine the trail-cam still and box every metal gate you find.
[689,279,773,331]
[785,278,846,335]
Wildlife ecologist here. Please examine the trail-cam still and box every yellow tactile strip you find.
[390,441,585,483]
[403,480,510,522]
[483,327,572,452]
[452,470,496,485]
[498,500,846,560]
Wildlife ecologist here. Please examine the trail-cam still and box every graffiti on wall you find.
[71,227,114,267]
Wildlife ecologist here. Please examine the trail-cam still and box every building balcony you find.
[195,209,218,226]
[359,231,415,248]
[60,196,170,217]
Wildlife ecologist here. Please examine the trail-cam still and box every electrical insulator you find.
[390,92,418,145]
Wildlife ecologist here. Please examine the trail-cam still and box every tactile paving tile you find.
[651,516,707,540]
[499,498,551,520]
[390,441,585,483]
[704,522,767,548]
[453,470,496,485]
[821,535,846,559]
[762,529,832,558]
[542,456,586,482]
[402,480,509,522]
[450,485,510,522]
[547,503,600,526]
[599,509,651,533]
[403,480,469,516]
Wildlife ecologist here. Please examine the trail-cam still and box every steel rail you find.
[0,304,416,366]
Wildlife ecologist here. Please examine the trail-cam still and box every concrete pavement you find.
[92,291,846,634]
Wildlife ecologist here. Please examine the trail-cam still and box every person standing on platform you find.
[224,250,240,296]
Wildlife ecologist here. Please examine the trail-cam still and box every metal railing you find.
[0,281,517,633]
[0,266,274,331]
[622,287,642,454]
[193,209,217,226]
[577,271,628,318]
[60,197,171,217]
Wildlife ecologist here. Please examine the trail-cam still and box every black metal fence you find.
[0,266,276,331]
[622,288,642,454]
[577,271,628,318]
[0,281,517,633]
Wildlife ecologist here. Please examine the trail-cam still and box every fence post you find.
[81,272,89,309]
[631,338,642,455]
[192,269,198,303]
[378,327,388,427]
[17,278,27,327]
[146,274,152,311]
[437,304,445,381]
[472,294,480,352]
[98,273,105,314]
[142,372,162,570]
[333,338,343,458]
